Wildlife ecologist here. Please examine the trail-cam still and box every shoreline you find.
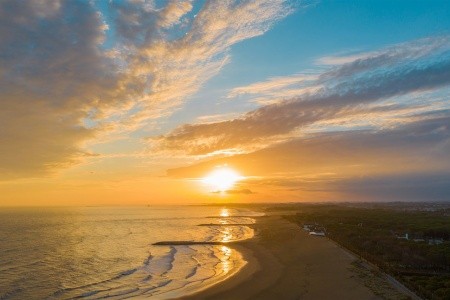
[160,243,257,300]
[183,213,417,300]
[177,243,263,300]
[180,225,281,300]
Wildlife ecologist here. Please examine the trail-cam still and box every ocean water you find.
[0,206,258,299]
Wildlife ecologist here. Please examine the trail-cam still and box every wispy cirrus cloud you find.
[114,0,295,132]
[227,74,319,97]
[227,73,320,105]
[318,36,450,80]
[0,0,294,179]
[154,36,450,155]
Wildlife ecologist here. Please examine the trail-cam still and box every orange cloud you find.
[0,0,294,179]
[167,115,450,201]
[153,36,450,156]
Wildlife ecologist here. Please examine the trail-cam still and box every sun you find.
[203,167,242,192]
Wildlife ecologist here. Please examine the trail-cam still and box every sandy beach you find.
[183,213,417,300]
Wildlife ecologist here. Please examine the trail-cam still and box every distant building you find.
[428,238,444,245]
[302,223,315,232]
[309,231,325,237]
[397,233,409,240]
[395,233,445,245]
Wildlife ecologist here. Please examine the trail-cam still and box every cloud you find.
[0,101,96,179]
[318,36,450,81]
[227,74,318,98]
[211,188,254,194]
[167,114,450,201]
[327,172,450,202]
[0,0,117,179]
[269,172,450,202]
[167,114,450,177]
[157,1,193,28]
[225,188,254,194]
[123,0,295,122]
[245,172,450,202]
[317,36,450,70]
[0,0,294,179]
[154,36,450,155]
[316,53,372,65]
[227,73,321,105]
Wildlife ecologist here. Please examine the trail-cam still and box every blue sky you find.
[164,0,450,130]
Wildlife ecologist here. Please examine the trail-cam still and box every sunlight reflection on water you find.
[0,206,255,299]
[220,208,230,217]
[219,245,233,274]
[220,226,233,243]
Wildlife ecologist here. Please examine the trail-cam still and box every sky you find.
[1,0,450,206]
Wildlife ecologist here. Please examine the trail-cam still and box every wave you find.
[113,268,138,280]
[1,206,257,300]
[73,290,100,298]
[0,260,45,273]
[143,252,153,266]
[185,266,198,279]
[95,287,140,299]
[0,287,23,300]
[51,277,114,297]
[143,246,177,276]
[161,246,177,276]
[52,226,251,300]
[52,267,139,298]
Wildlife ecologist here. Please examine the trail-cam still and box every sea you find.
[0,206,259,299]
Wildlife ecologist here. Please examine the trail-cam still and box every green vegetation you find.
[280,203,450,300]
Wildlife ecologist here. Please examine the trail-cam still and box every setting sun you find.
[1,1,449,299]
[203,167,242,192]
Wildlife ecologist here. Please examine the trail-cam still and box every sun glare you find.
[203,167,242,192]
[220,208,230,217]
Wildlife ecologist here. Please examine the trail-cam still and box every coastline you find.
[176,243,263,300]
[183,213,416,300]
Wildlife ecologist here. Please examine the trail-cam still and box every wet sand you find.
[182,214,414,300]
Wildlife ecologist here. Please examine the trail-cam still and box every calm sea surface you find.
[0,206,258,299]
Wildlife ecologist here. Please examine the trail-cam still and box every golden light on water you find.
[220,227,233,243]
[219,245,232,274]
[220,208,230,218]
[202,167,243,192]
